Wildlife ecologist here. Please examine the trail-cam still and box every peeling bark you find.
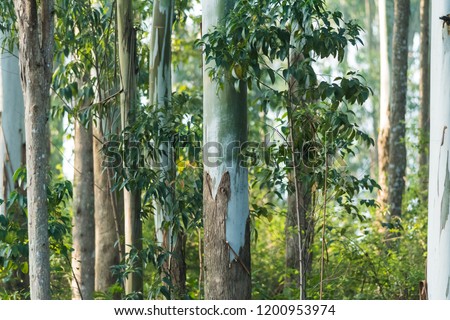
[203,172,251,299]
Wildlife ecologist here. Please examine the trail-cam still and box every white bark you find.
[427,0,450,299]
[202,0,251,299]
[0,34,25,212]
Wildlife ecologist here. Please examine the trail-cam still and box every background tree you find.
[387,0,410,220]
[377,0,391,213]
[117,0,143,297]
[71,116,95,300]
[0,32,25,214]
[418,0,430,198]
[149,0,187,299]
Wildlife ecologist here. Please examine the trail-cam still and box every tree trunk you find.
[93,121,122,293]
[149,0,187,299]
[377,0,391,212]
[387,0,410,219]
[427,0,450,299]
[72,119,95,300]
[202,0,251,300]
[117,0,143,297]
[0,33,25,213]
[419,0,430,197]
[13,0,54,300]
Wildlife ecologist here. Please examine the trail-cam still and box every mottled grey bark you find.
[13,0,54,300]
[72,119,95,300]
[387,0,410,218]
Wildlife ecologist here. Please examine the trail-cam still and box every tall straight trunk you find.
[13,0,54,300]
[419,0,430,196]
[427,0,450,299]
[93,120,122,293]
[117,0,143,297]
[387,0,410,219]
[202,0,251,300]
[377,0,391,212]
[72,120,95,300]
[149,0,186,299]
[0,33,25,213]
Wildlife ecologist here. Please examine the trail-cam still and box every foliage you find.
[0,168,73,299]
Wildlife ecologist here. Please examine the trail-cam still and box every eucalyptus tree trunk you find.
[149,0,187,299]
[0,34,25,213]
[12,0,54,300]
[419,0,430,196]
[377,0,391,212]
[117,0,143,297]
[93,118,123,294]
[427,0,450,299]
[72,119,95,300]
[387,0,409,219]
[202,0,251,300]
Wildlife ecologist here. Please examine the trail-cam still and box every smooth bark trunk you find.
[117,0,143,296]
[72,120,95,299]
[0,34,25,213]
[427,0,450,299]
[149,0,187,299]
[93,121,122,293]
[202,0,251,300]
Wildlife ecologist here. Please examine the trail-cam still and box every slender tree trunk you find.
[72,119,95,300]
[419,0,430,197]
[13,0,54,300]
[427,0,450,299]
[284,46,314,299]
[387,0,410,219]
[202,0,251,300]
[93,120,122,293]
[149,0,187,299]
[117,0,143,297]
[377,0,391,212]
[0,33,25,213]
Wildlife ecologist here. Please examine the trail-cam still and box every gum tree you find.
[12,0,54,299]
[427,1,450,299]
[202,0,251,300]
